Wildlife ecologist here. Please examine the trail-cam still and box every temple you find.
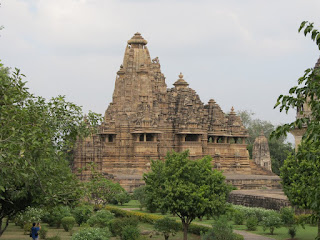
[73,33,275,191]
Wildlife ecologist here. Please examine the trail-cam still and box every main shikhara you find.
[73,33,274,191]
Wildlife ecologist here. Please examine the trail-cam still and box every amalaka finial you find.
[179,72,184,79]
[127,32,148,45]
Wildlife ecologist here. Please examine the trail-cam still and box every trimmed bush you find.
[42,205,72,228]
[261,213,282,235]
[115,192,131,205]
[39,225,48,239]
[46,236,61,240]
[280,207,295,227]
[202,216,241,240]
[71,227,111,240]
[246,217,258,231]
[121,225,140,240]
[154,217,180,240]
[87,210,114,228]
[72,205,93,226]
[61,216,76,232]
[109,217,139,237]
[288,226,297,239]
[188,223,211,235]
[23,222,32,235]
[234,211,245,225]
[232,205,275,223]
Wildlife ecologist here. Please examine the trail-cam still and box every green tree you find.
[272,21,320,239]
[238,110,294,174]
[85,164,125,207]
[144,151,231,240]
[0,62,101,236]
[154,217,181,240]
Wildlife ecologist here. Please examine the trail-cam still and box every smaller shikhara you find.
[73,33,274,191]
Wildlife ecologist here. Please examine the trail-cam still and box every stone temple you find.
[73,33,277,192]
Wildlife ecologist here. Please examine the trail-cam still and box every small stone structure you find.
[73,33,277,191]
[252,131,272,171]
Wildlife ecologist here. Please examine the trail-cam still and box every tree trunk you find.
[183,222,189,240]
[318,219,320,240]
[0,217,10,237]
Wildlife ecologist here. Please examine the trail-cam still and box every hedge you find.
[105,206,211,235]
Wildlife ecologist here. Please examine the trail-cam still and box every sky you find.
[0,0,319,142]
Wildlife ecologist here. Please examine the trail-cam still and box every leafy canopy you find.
[144,151,231,240]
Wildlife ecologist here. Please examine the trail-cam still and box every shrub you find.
[87,210,114,228]
[115,192,131,205]
[109,217,139,237]
[72,205,93,226]
[23,222,32,235]
[188,223,211,235]
[232,205,275,223]
[61,216,76,232]
[71,227,111,240]
[42,205,72,228]
[121,225,140,240]
[288,226,297,239]
[280,207,295,227]
[261,213,282,235]
[154,217,181,240]
[202,216,242,240]
[246,217,258,231]
[46,236,61,240]
[234,211,245,225]
[39,225,48,239]
[15,207,44,228]
[133,186,147,210]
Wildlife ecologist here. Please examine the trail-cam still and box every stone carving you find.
[252,131,272,171]
[73,33,274,191]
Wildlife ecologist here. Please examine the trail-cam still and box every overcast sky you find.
[1,0,319,140]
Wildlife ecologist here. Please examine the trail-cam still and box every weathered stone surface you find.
[252,131,272,171]
[73,33,275,191]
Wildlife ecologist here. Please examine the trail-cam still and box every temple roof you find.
[173,73,189,88]
[127,32,148,45]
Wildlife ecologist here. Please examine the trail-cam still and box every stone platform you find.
[225,174,281,190]
[228,189,290,210]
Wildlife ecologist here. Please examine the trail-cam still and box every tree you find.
[238,110,294,174]
[143,151,231,240]
[0,62,101,236]
[85,164,125,207]
[154,217,181,240]
[272,21,320,239]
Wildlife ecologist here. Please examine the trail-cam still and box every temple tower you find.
[252,131,272,171]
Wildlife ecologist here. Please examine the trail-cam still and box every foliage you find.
[87,209,114,228]
[121,225,140,240]
[154,217,181,240]
[237,110,294,174]
[39,225,48,239]
[23,222,32,235]
[132,186,147,210]
[271,22,320,239]
[72,204,93,226]
[231,205,275,223]
[109,217,139,237]
[61,216,76,232]
[288,226,297,239]
[280,207,295,227]
[202,216,241,240]
[47,236,61,240]
[71,227,111,240]
[85,164,125,207]
[115,192,131,206]
[144,151,231,240]
[261,212,282,235]
[246,216,258,231]
[233,210,245,225]
[42,205,72,228]
[14,207,44,228]
[0,62,102,236]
